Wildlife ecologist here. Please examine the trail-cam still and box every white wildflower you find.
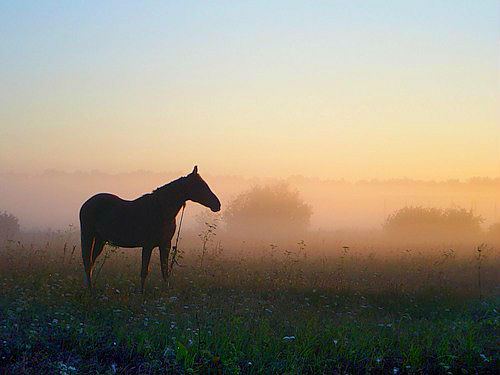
[57,362,76,375]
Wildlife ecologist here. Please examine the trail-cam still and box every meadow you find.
[0,229,499,375]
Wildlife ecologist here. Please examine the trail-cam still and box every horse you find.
[79,166,221,292]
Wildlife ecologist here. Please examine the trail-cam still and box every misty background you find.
[1,170,498,232]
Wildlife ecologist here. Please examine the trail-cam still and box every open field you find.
[1,234,499,374]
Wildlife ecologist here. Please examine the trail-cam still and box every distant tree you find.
[383,206,483,240]
[0,210,20,240]
[224,183,312,238]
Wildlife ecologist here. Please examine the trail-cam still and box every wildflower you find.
[283,336,296,341]
[57,362,76,375]
[393,367,399,374]
[333,339,338,345]
[480,354,490,362]
[111,363,117,374]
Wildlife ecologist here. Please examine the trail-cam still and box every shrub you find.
[383,206,483,241]
[224,183,312,238]
[0,210,20,240]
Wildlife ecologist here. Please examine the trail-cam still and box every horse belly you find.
[95,211,154,248]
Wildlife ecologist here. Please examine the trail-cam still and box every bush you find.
[383,206,483,241]
[224,183,312,238]
[0,210,20,240]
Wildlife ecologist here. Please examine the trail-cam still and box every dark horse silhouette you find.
[79,166,220,291]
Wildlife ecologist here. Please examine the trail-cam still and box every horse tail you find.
[80,202,95,289]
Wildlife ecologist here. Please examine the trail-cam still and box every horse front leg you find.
[140,246,153,293]
[159,240,171,282]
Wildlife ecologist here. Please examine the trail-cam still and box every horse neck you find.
[154,180,187,220]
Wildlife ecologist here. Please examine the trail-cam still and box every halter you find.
[169,202,186,272]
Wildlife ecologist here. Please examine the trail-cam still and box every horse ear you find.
[192,166,198,175]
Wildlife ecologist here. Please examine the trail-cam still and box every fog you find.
[1,170,498,233]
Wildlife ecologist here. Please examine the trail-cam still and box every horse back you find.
[80,193,157,247]
[80,193,125,221]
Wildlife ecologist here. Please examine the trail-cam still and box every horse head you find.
[185,166,221,212]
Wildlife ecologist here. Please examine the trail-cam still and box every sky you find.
[1,1,499,181]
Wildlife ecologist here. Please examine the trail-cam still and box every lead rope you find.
[169,202,186,273]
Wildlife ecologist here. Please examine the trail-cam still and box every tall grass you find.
[0,231,499,374]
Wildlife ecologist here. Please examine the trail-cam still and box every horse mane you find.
[143,176,187,198]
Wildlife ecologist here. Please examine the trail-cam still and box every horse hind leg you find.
[82,235,105,289]
[91,237,105,265]
[81,232,95,289]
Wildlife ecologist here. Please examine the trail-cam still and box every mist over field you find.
[1,170,499,233]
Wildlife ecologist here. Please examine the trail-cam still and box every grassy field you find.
[1,235,499,374]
